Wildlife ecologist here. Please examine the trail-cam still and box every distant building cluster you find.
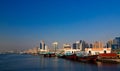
[24,47,38,54]
[25,37,120,54]
[72,40,89,51]
[85,41,111,55]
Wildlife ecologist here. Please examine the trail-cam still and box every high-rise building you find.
[40,40,45,50]
[89,44,93,48]
[73,43,77,49]
[106,40,113,48]
[112,37,120,49]
[81,40,89,50]
[45,45,48,50]
[72,41,80,49]
[93,41,104,48]
[52,42,58,53]
[72,40,88,51]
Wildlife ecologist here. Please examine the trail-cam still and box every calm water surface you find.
[0,54,120,71]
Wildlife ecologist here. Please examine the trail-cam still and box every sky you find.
[0,0,120,52]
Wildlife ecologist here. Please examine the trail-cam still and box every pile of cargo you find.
[98,53,118,59]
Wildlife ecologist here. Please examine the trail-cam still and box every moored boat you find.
[43,52,56,57]
[77,55,98,62]
[97,53,120,63]
[57,54,66,58]
[65,54,77,60]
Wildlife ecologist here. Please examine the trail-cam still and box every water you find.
[0,54,120,71]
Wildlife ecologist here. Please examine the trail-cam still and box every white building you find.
[85,41,111,55]
[85,47,111,55]
[39,40,48,53]
[63,43,81,54]
[52,42,58,53]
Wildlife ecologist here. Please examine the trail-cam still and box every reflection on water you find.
[96,62,120,71]
[0,54,120,71]
[39,56,120,71]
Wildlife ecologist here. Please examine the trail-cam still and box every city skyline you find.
[0,0,120,51]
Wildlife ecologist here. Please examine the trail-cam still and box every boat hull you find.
[43,53,56,57]
[77,55,98,62]
[65,54,77,60]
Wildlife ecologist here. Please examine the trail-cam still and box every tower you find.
[40,40,45,50]
[52,42,58,53]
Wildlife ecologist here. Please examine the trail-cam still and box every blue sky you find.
[0,0,120,51]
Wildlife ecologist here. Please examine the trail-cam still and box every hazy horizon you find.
[0,0,120,52]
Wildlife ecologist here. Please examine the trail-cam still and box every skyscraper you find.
[80,40,89,50]
[40,40,45,50]
[112,37,120,49]
[52,42,58,53]
[106,40,113,48]
[89,44,93,48]
[72,41,80,49]
[93,41,103,48]
[72,40,88,51]
[73,43,77,49]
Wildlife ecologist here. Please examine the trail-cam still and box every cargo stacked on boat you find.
[98,53,118,59]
